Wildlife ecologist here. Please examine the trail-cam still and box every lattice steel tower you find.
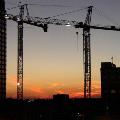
[0,0,6,99]
[83,6,93,98]
[17,5,24,100]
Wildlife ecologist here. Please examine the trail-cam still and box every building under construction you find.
[0,0,6,99]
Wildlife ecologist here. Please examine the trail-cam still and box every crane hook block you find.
[75,22,83,28]
[43,24,48,32]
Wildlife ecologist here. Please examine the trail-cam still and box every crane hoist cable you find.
[5,1,16,5]
[6,3,70,11]
[76,31,79,52]
[94,7,119,25]
[45,7,87,19]
[6,4,87,22]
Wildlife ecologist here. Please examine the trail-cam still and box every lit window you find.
[111,89,116,94]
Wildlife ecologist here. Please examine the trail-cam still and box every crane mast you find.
[83,6,92,98]
[17,5,24,100]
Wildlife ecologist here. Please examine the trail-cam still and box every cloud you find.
[48,82,65,88]
[30,87,44,94]
[92,80,101,96]
[55,89,65,94]
[7,76,101,98]
[71,92,84,98]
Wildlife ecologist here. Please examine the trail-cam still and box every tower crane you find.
[5,5,120,99]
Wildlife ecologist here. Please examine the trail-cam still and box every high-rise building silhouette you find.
[101,62,120,100]
[0,0,6,99]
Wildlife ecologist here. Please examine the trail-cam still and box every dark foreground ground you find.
[0,98,120,120]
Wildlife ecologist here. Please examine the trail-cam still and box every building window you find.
[111,89,116,94]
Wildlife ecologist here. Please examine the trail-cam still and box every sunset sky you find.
[5,0,120,99]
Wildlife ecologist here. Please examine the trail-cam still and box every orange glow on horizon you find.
[7,79,101,99]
